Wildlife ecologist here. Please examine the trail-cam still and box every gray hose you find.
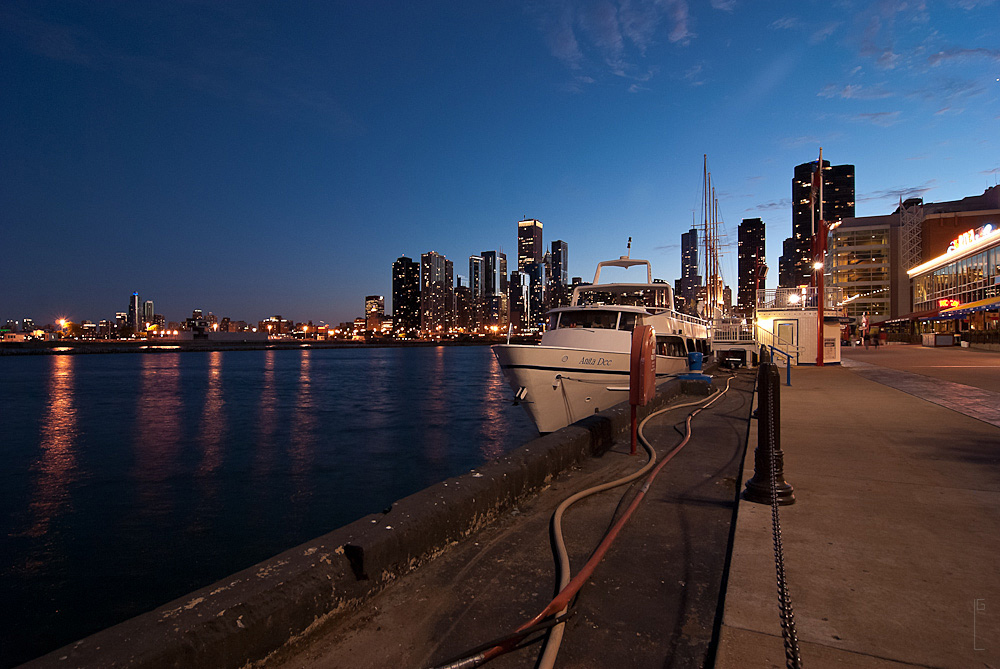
[536,391,722,669]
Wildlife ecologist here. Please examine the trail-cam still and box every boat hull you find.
[493,344,687,433]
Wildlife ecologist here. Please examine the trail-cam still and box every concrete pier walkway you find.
[26,344,1000,668]
[716,344,1000,668]
[261,371,758,668]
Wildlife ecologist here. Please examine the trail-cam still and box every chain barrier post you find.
[744,350,795,505]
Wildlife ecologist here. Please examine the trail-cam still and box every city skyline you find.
[3,2,997,325]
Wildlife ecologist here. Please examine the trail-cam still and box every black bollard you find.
[744,359,796,505]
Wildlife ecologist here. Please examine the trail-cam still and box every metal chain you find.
[767,365,802,669]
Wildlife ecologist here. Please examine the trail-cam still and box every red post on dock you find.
[629,325,656,455]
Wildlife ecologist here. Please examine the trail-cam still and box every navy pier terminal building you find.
[828,185,1000,342]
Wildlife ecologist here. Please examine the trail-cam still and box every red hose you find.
[482,408,702,662]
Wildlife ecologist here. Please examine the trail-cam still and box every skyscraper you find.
[365,295,384,332]
[524,261,547,330]
[420,251,454,334]
[737,218,766,317]
[517,219,543,271]
[780,159,855,287]
[142,300,154,327]
[128,292,141,332]
[392,256,420,334]
[481,250,508,296]
[677,228,702,314]
[508,270,531,331]
[548,239,570,308]
[469,255,484,296]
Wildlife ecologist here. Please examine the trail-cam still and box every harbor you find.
[20,343,1000,668]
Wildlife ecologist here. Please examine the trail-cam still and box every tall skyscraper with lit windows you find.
[517,219,543,271]
[737,218,766,316]
[392,256,420,334]
[128,292,141,332]
[779,160,855,287]
[420,251,454,333]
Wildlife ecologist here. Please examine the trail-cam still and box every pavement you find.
[260,370,759,669]
[259,343,1000,669]
[716,344,1000,668]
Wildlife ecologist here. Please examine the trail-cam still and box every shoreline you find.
[0,336,540,356]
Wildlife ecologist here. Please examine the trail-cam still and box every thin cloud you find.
[982,167,1000,175]
[665,0,693,44]
[818,83,893,99]
[853,111,902,127]
[928,48,1000,65]
[769,17,800,30]
[533,0,693,81]
[810,22,840,44]
[710,0,737,10]
[748,199,791,212]
[781,136,824,149]
[858,182,937,204]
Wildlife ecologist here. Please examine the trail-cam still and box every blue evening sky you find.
[3,1,998,326]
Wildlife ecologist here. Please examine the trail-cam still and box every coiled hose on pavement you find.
[431,374,735,669]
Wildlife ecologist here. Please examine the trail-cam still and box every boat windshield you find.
[556,310,641,331]
[574,286,671,309]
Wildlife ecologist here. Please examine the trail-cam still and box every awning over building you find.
[937,295,1000,319]
[884,308,940,324]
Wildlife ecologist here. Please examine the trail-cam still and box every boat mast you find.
[701,155,721,319]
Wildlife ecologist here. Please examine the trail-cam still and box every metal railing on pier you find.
[756,287,845,311]
[712,321,800,370]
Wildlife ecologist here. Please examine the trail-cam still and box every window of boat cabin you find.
[559,310,620,329]
[618,312,642,331]
[658,336,687,357]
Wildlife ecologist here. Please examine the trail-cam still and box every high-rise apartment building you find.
[780,160,855,287]
[524,261,547,330]
[481,250,508,297]
[365,295,384,332]
[420,251,454,334]
[548,239,570,308]
[469,255,485,296]
[392,256,420,334]
[517,219,543,271]
[737,218,766,316]
[508,270,531,331]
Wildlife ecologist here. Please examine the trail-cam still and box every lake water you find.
[0,345,537,666]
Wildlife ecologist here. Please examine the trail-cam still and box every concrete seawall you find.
[26,380,690,668]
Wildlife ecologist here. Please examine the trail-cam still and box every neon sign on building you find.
[947,224,995,253]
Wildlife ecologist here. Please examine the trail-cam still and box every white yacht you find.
[494,256,712,433]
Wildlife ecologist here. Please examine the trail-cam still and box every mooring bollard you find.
[744,350,795,505]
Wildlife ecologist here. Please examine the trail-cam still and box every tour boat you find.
[494,256,712,433]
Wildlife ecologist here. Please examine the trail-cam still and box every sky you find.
[2,0,998,327]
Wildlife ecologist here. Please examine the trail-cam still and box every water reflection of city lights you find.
[25,355,79,539]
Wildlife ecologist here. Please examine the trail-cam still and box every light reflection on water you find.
[0,345,537,666]
[423,346,449,462]
[26,355,79,540]
[133,354,183,516]
[198,351,225,476]
[289,349,316,488]
[254,349,278,477]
